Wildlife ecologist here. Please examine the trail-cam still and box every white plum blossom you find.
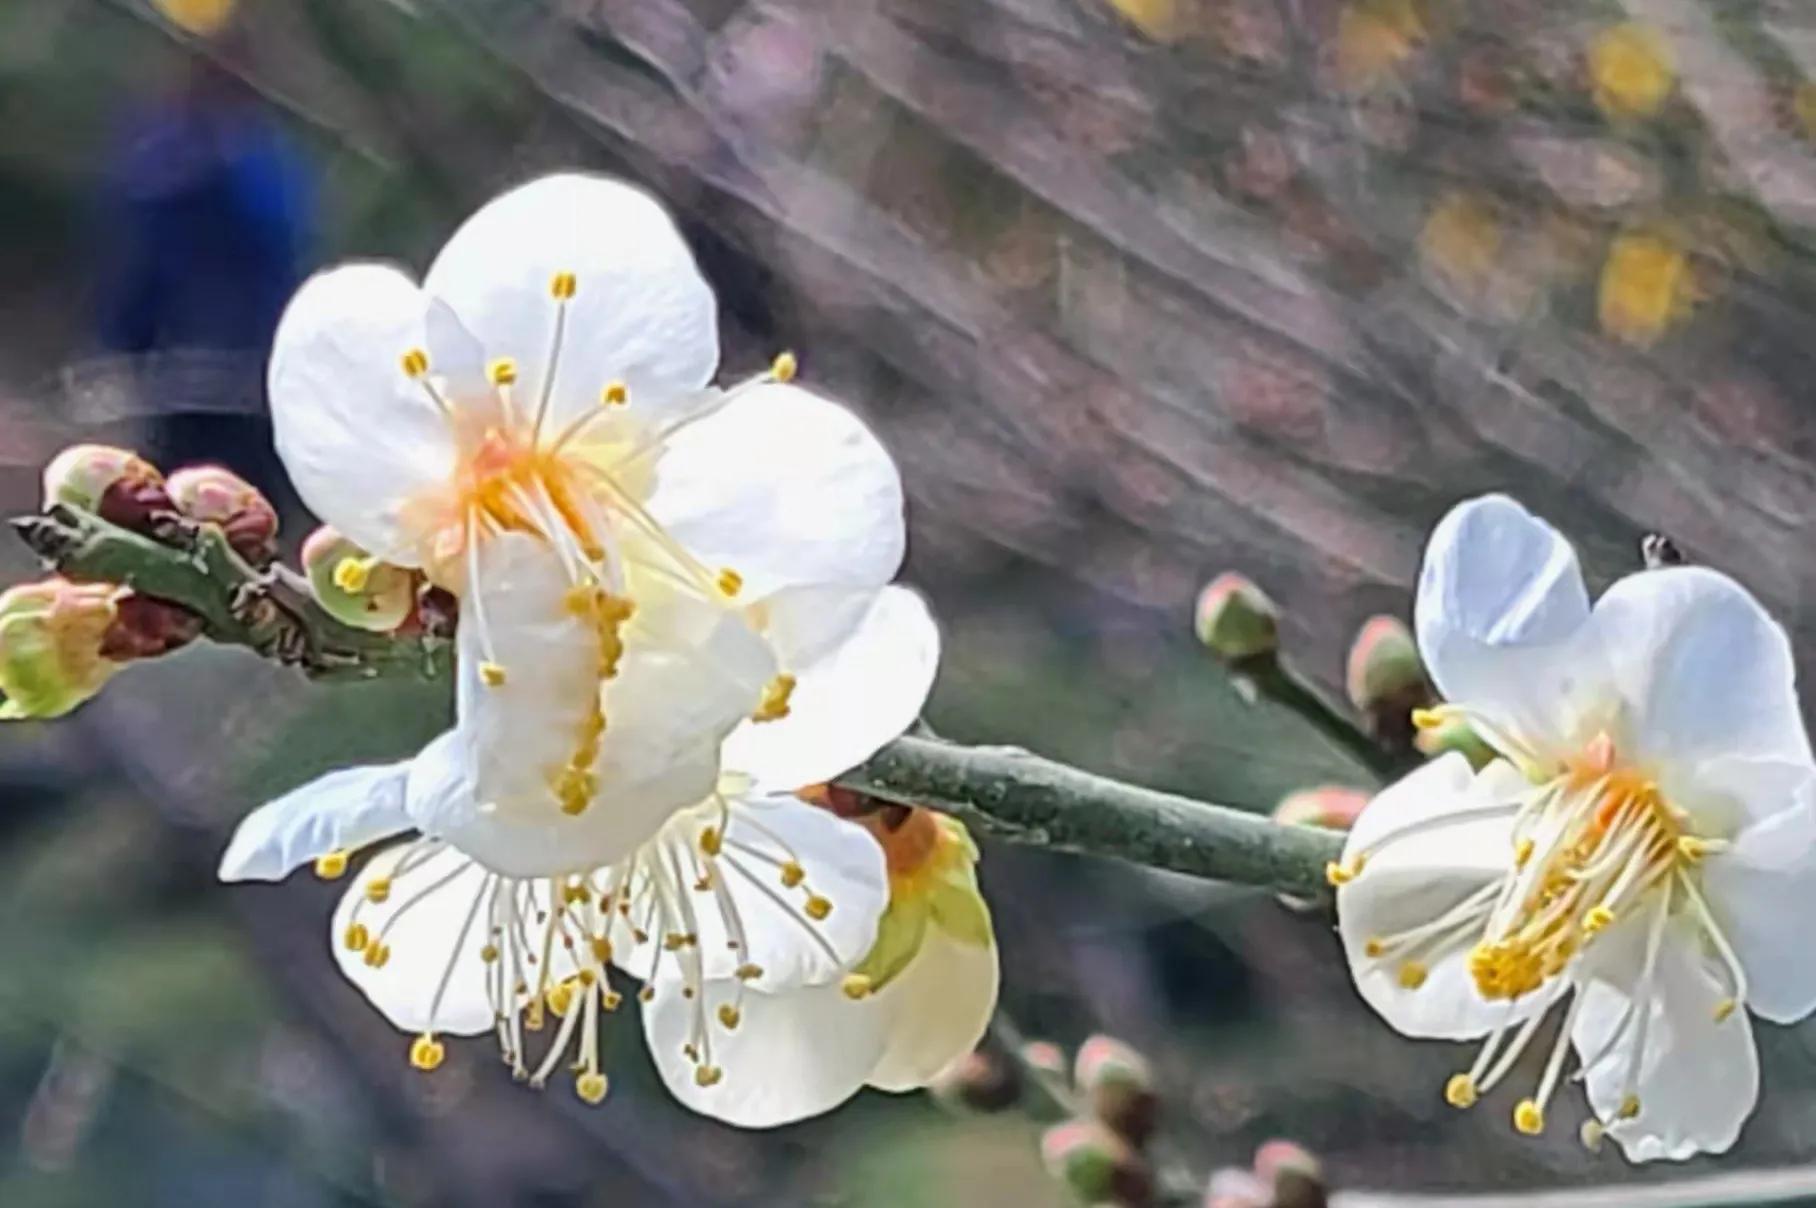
[1335,494,1816,1162]
[268,172,905,867]
[219,585,941,1124]
[648,793,999,1126]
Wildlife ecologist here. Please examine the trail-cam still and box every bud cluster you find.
[1032,1034,1162,1206]
[1205,1139,1328,1208]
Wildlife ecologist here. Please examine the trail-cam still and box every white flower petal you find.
[1574,925,1760,1162]
[268,264,458,562]
[643,978,886,1128]
[456,534,602,820]
[219,761,413,882]
[645,383,906,600]
[329,842,500,1036]
[1338,757,1555,1040]
[866,928,999,1092]
[723,585,939,792]
[1587,567,1812,776]
[1414,495,1598,759]
[687,793,888,987]
[405,728,721,879]
[1701,776,1816,1024]
[422,173,718,430]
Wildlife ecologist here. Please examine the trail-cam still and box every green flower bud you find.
[1344,615,1433,748]
[302,526,416,632]
[1075,1035,1158,1146]
[0,579,124,719]
[1194,573,1278,661]
[167,465,279,563]
[1040,1119,1151,1205]
[42,444,171,531]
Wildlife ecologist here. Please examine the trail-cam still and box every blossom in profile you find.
[1334,494,1816,1161]
[219,580,940,1125]
[267,172,908,863]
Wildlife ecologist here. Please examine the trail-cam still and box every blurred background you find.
[5,0,1816,1204]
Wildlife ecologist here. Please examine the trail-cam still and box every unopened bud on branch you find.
[42,444,172,532]
[926,1048,1021,1114]
[1254,1139,1327,1208]
[167,465,279,563]
[1273,786,1369,832]
[0,579,124,719]
[302,526,416,632]
[1344,615,1432,749]
[1041,1118,1153,1206]
[1194,573,1279,661]
[1075,1034,1159,1146]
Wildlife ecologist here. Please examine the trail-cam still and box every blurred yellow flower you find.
[1107,0,1180,42]
[1598,231,1696,348]
[1589,24,1675,120]
[1334,0,1424,90]
[1794,82,1816,141]
[153,0,237,36]
[1418,191,1502,298]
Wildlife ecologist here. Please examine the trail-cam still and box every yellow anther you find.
[841,973,873,1000]
[1513,1099,1545,1136]
[1444,1074,1478,1109]
[409,1034,445,1072]
[804,895,833,921]
[313,849,349,880]
[1677,835,1709,862]
[480,943,500,964]
[693,1064,723,1087]
[1619,1094,1641,1120]
[363,941,391,969]
[1363,938,1386,958]
[1411,707,1444,730]
[550,271,578,299]
[1583,905,1616,934]
[1325,854,1365,886]
[578,969,597,987]
[1397,961,1428,990]
[1580,1120,1606,1152]
[638,986,655,1004]
[332,557,371,594]
[546,980,575,1017]
[752,673,796,723]
[400,348,429,378]
[601,990,623,1011]
[365,877,392,905]
[771,350,798,382]
[479,661,508,687]
[601,381,628,406]
[1514,837,1535,868]
[663,932,688,952]
[590,937,613,962]
[575,1071,609,1104]
[699,826,723,857]
[562,882,591,905]
[717,567,743,597]
[735,963,764,982]
[488,357,519,386]
[717,1004,742,1029]
[1714,998,1737,1023]
[780,861,806,889]
[343,923,370,952]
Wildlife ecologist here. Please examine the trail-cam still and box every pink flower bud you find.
[166,465,279,563]
[1075,1035,1159,1147]
[1194,573,1279,661]
[1203,1167,1268,1208]
[41,444,172,532]
[1041,1119,1152,1206]
[1254,1139,1326,1208]
[1343,615,1433,748]
[926,1049,1020,1114]
[301,526,416,633]
[1272,785,1369,832]
[1020,1039,1067,1079]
